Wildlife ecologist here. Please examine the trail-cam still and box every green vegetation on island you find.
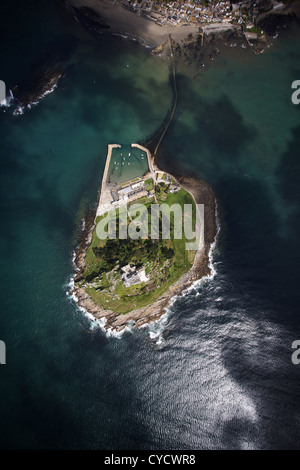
[77,181,198,314]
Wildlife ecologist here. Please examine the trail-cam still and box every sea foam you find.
[67,202,220,342]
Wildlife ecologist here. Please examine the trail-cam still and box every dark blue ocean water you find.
[0,0,300,450]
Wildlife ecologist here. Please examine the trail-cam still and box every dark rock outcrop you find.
[11,37,77,109]
[257,11,300,37]
[70,6,110,33]
[13,65,64,108]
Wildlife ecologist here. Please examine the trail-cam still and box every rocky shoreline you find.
[70,175,218,333]
[10,1,300,114]
[12,66,64,112]
[8,36,77,114]
[62,0,300,62]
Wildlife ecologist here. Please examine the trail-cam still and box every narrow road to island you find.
[154,36,178,158]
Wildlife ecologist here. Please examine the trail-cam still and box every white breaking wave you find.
[0,90,14,109]
[111,32,153,48]
[181,199,220,299]
[141,311,170,345]
[66,248,132,339]
[67,202,220,342]
[13,105,25,116]
[12,83,58,117]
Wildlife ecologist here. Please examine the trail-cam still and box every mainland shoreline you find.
[11,0,300,114]
[63,0,300,56]
[65,0,206,47]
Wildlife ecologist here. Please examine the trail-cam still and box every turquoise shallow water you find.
[0,0,300,450]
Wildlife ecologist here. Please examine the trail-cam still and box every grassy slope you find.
[79,188,197,314]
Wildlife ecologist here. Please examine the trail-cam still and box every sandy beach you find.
[66,0,240,47]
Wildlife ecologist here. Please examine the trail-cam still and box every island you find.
[70,142,218,333]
